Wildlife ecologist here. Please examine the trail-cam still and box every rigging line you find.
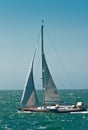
[42,52,67,102]
[33,28,43,90]
[35,33,41,87]
[37,30,41,43]
[40,25,65,90]
[27,29,41,91]
[30,30,41,70]
[31,29,41,64]
[45,30,78,102]
[43,51,66,91]
[42,37,66,90]
[33,30,41,53]
[45,29,75,89]
[45,29,79,102]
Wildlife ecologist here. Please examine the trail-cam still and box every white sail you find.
[41,22,60,105]
[42,53,60,104]
[21,53,38,107]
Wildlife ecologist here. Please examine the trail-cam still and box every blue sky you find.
[0,0,88,90]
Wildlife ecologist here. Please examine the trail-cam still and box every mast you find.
[41,20,45,108]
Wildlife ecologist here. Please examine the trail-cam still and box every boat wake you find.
[17,111,32,114]
[70,111,88,114]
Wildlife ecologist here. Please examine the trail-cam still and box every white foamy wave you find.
[70,111,88,114]
[17,110,33,114]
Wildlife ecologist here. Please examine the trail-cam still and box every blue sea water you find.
[0,90,88,130]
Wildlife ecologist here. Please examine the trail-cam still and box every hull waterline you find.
[18,106,87,113]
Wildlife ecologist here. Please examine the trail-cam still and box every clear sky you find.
[0,0,88,90]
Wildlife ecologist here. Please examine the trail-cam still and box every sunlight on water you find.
[0,90,88,130]
[71,111,88,114]
[17,110,33,114]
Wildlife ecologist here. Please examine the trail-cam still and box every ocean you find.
[0,90,88,130]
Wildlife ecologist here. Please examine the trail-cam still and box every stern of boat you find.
[76,102,87,111]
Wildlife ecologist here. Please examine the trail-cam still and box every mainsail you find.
[21,53,39,107]
[42,53,60,104]
[41,22,60,105]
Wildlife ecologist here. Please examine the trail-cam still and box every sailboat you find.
[18,21,87,113]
